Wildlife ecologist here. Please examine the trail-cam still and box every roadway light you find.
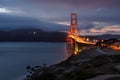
[86,38,89,41]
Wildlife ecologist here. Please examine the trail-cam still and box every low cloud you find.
[80,24,120,35]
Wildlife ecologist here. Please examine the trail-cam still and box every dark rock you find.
[105,77,120,80]
[31,73,56,80]
[109,55,120,62]
[79,63,93,69]
[26,66,31,70]
[89,55,111,67]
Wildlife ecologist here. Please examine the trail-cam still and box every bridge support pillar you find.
[67,13,79,55]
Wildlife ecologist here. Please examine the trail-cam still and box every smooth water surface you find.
[0,42,68,80]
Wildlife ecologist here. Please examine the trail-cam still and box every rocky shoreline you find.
[25,48,120,80]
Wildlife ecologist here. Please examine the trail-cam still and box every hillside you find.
[25,47,120,80]
[0,29,120,42]
[0,29,67,42]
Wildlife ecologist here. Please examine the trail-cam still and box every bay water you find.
[0,42,69,80]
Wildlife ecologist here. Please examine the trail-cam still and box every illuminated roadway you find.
[68,34,96,45]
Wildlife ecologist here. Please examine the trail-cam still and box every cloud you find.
[25,0,120,8]
[0,13,67,31]
[79,24,120,35]
[0,7,24,15]
[0,8,11,13]
[101,25,120,32]
[53,21,70,26]
[0,0,119,35]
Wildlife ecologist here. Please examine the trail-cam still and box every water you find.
[0,42,69,80]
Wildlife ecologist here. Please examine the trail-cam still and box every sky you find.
[0,0,120,35]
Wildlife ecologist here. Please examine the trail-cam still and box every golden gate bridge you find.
[66,13,96,55]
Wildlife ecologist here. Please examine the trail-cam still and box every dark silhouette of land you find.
[0,28,119,42]
[0,28,67,42]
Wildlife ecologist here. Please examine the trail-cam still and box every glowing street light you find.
[86,38,89,41]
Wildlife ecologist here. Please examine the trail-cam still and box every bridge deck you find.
[68,35,95,45]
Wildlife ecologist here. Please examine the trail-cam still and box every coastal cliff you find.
[25,48,120,80]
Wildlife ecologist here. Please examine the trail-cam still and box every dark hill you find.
[0,29,67,42]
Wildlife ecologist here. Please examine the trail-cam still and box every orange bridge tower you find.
[69,13,79,37]
[67,13,79,55]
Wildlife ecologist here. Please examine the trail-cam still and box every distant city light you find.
[33,32,36,35]
[93,39,98,42]
[101,40,104,42]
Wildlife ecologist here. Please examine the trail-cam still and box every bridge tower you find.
[67,13,79,55]
[69,13,79,37]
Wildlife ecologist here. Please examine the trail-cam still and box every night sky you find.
[0,0,120,35]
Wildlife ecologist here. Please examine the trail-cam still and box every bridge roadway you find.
[68,34,95,45]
